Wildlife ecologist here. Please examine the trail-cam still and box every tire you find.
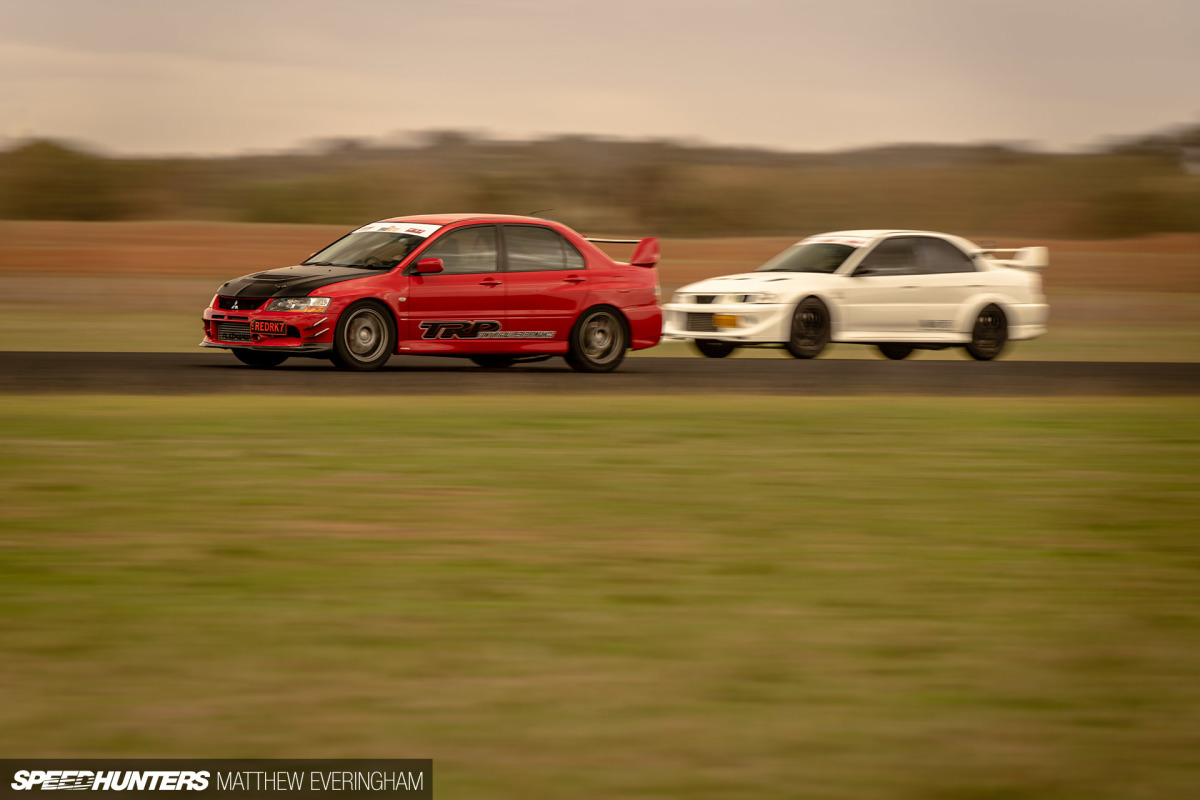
[470,355,516,368]
[330,301,395,371]
[233,349,289,368]
[565,307,628,373]
[784,297,831,359]
[965,304,1008,361]
[877,343,914,360]
[692,339,738,358]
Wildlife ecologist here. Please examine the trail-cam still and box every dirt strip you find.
[3,352,1199,396]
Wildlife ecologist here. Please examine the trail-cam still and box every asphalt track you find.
[2,351,1199,396]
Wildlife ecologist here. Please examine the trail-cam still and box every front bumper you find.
[201,307,336,354]
[662,303,791,343]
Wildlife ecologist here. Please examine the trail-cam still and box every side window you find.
[854,238,917,276]
[915,237,976,274]
[564,241,585,270]
[419,226,498,274]
[504,225,585,272]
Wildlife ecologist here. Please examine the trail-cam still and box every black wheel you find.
[784,297,831,359]
[565,307,628,373]
[692,339,738,358]
[331,302,395,371]
[233,349,289,368]
[877,343,914,360]
[965,304,1008,361]
[470,355,516,368]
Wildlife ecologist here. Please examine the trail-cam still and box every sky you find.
[0,0,1197,156]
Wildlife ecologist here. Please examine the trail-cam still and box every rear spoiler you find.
[979,246,1048,271]
[586,237,660,268]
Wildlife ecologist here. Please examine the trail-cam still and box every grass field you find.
[2,396,1198,799]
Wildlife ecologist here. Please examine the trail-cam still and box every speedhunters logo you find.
[1,761,431,797]
[419,320,552,339]
[11,770,208,791]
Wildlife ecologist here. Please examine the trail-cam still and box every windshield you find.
[757,242,857,274]
[304,232,426,269]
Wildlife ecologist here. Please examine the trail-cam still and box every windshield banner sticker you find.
[801,235,868,247]
[355,222,442,237]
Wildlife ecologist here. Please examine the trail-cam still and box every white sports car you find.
[662,230,1049,360]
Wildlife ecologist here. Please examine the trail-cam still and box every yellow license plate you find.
[712,314,738,328]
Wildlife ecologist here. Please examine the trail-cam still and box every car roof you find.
[816,229,942,238]
[376,213,560,225]
[809,229,980,251]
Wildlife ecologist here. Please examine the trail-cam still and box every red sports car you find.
[201,214,662,371]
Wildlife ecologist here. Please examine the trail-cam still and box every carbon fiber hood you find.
[218,264,380,298]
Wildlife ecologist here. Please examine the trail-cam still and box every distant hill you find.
[2,125,1198,238]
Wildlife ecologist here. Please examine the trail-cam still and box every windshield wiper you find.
[303,259,396,269]
[347,260,397,269]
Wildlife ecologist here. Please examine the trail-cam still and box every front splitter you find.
[200,341,333,358]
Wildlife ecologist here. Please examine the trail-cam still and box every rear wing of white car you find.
[979,246,1049,271]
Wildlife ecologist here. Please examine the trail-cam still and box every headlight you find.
[737,292,780,304]
[265,297,331,312]
[670,292,685,304]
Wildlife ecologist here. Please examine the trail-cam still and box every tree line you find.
[1,125,1198,238]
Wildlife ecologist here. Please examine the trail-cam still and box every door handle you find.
[563,275,586,283]
[478,278,502,286]
[902,285,918,289]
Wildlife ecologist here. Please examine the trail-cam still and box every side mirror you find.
[415,257,444,274]
[854,265,907,277]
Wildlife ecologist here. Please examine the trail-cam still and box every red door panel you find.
[501,224,591,339]
[504,272,589,338]
[403,225,509,353]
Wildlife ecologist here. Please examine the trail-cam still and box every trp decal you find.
[418,320,553,339]
[419,320,502,339]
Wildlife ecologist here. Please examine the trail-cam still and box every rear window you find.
[915,237,976,274]
[504,225,585,272]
